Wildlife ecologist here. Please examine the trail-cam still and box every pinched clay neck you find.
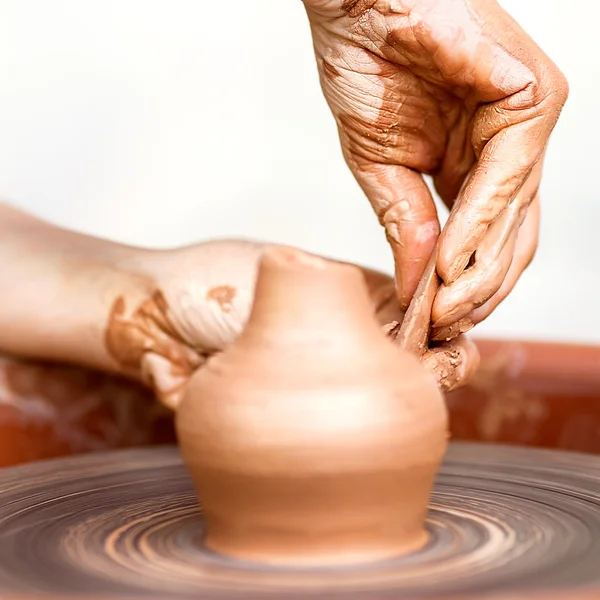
[245,246,381,341]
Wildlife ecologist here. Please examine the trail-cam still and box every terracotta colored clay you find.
[176,247,448,566]
[0,354,173,468]
[447,339,600,452]
[2,339,599,470]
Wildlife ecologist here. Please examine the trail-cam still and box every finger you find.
[350,163,440,310]
[432,152,542,326]
[432,198,521,328]
[437,88,563,286]
[420,335,480,393]
[396,253,438,356]
[141,351,206,410]
[431,192,540,341]
[456,191,540,328]
[157,240,265,353]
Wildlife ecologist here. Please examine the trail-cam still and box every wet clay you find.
[105,292,202,375]
[206,285,236,312]
[340,0,377,18]
[395,252,440,356]
[387,244,480,392]
[105,292,205,408]
[420,336,480,393]
[176,247,448,566]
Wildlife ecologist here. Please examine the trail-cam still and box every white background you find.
[0,0,597,344]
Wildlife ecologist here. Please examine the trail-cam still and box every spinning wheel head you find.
[0,443,599,599]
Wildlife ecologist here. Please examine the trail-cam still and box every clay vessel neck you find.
[244,247,379,344]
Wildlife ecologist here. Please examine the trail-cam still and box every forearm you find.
[0,204,153,377]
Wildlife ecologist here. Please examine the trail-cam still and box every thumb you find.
[155,240,266,354]
[420,334,480,393]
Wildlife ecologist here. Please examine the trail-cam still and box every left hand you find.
[0,206,478,410]
[105,240,479,408]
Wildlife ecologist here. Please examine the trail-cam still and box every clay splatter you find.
[206,286,236,312]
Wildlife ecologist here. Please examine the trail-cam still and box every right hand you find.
[304,0,568,337]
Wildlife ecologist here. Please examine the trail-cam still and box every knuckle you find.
[534,68,569,115]
[383,220,403,246]
[522,232,539,268]
[550,67,570,106]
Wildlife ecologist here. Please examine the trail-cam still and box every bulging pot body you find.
[176,248,448,566]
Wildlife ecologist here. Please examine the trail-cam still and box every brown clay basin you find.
[0,338,599,466]
[0,340,599,600]
[447,338,600,453]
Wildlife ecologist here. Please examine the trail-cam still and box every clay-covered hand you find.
[105,240,479,408]
[0,207,476,412]
[303,0,568,338]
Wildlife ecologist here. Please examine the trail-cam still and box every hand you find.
[0,205,478,410]
[304,0,568,338]
[105,240,479,408]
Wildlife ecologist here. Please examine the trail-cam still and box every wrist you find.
[59,260,157,379]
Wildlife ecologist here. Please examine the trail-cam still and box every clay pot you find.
[175,247,448,566]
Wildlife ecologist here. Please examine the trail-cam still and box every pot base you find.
[202,530,429,568]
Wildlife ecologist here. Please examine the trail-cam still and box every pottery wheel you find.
[0,443,599,599]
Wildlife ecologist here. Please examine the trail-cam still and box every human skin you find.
[0,204,477,409]
[303,0,568,336]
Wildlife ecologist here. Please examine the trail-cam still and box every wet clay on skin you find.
[176,247,448,566]
[105,291,207,408]
[206,285,236,312]
[308,0,565,328]
[102,238,476,410]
